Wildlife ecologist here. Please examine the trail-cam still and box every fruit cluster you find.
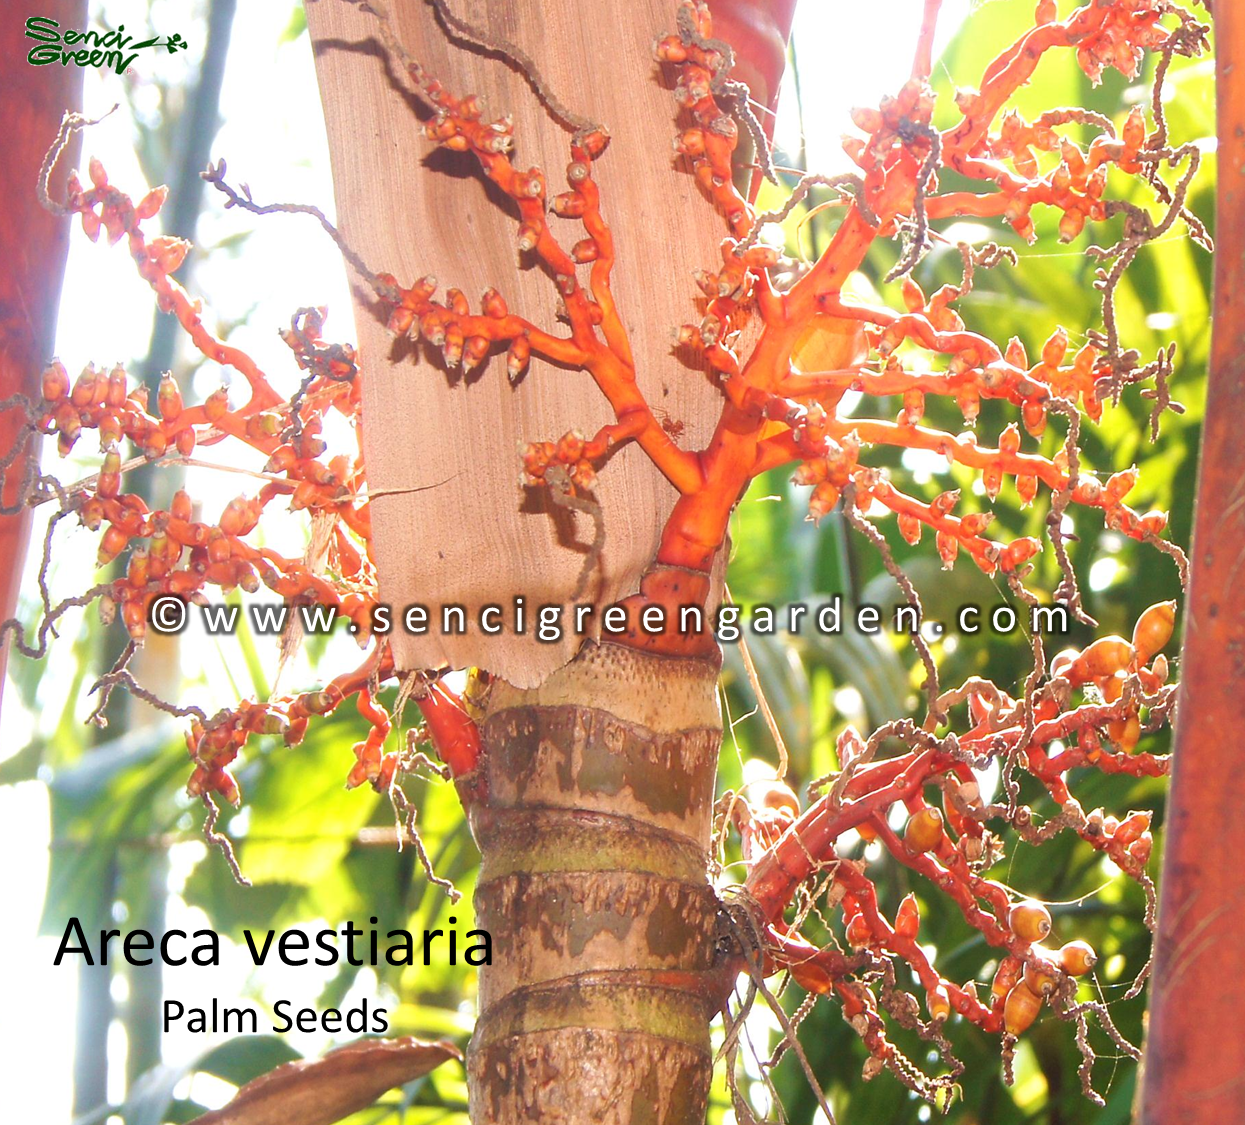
[7,0,1204,1107]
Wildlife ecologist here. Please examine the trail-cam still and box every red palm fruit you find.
[1105,466,1138,502]
[463,335,490,369]
[245,411,282,441]
[1022,400,1046,436]
[158,373,183,420]
[507,335,532,382]
[481,288,508,318]
[97,524,130,566]
[106,364,128,407]
[845,914,873,948]
[895,893,920,939]
[204,386,230,423]
[143,430,168,458]
[900,388,924,425]
[176,427,196,456]
[98,411,123,449]
[993,955,1023,999]
[205,530,231,565]
[127,546,149,586]
[135,184,168,219]
[290,480,320,510]
[220,496,261,537]
[1042,327,1069,367]
[264,445,298,474]
[71,365,97,407]
[936,531,959,568]
[121,597,146,640]
[97,447,122,499]
[516,221,541,253]
[1115,811,1152,847]
[149,235,190,274]
[41,360,70,402]
[1128,834,1153,866]
[808,482,840,524]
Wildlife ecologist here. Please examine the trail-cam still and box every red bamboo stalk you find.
[1141,15,1245,1119]
[0,2,86,714]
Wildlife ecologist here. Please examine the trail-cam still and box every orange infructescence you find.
[368,2,1183,672]
[736,598,1175,1079]
[638,3,1178,641]
[182,641,481,810]
[47,156,491,809]
[39,159,409,800]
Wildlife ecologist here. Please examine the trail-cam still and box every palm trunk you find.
[465,642,723,1123]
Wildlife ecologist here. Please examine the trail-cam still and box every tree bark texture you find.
[464,641,723,1124]
[1140,11,1245,1120]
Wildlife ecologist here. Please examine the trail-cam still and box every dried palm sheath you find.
[306,0,739,685]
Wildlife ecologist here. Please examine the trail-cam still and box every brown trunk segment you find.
[464,641,724,1123]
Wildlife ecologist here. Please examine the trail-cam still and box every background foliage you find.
[1,2,1215,1123]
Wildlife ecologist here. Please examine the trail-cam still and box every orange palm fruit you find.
[1009,900,1052,943]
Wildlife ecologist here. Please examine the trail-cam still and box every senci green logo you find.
[25,16,187,74]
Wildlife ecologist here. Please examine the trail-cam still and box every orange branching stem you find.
[0,0,1210,1105]
[912,0,944,81]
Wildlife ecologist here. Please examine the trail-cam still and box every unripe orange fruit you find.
[1023,952,1060,997]
[1004,982,1044,1035]
[1115,810,1152,846]
[1132,600,1176,666]
[756,780,799,816]
[1072,636,1132,682]
[1009,900,1052,943]
[904,806,944,853]
[927,986,951,1022]
[1058,940,1097,976]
